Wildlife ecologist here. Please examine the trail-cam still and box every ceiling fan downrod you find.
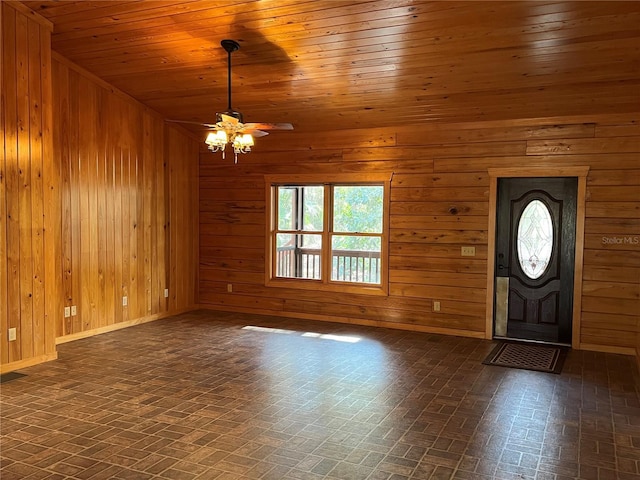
[220,39,242,122]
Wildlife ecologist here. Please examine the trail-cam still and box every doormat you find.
[0,372,27,384]
[483,342,566,374]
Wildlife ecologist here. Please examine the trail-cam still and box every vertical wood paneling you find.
[142,113,153,317]
[16,8,34,360]
[0,0,7,365]
[40,14,57,360]
[57,59,71,336]
[2,6,199,370]
[167,126,199,312]
[113,145,123,326]
[95,88,106,328]
[150,119,164,315]
[78,76,93,330]
[4,5,21,363]
[27,19,44,357]
[48,55,199,344]
[69,70,82,333]
[199,116,639,354]
[104,121,115,329]
[1,3,57,371]
[128,133,139,320]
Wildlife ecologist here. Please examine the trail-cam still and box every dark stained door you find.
[495,177,578,344]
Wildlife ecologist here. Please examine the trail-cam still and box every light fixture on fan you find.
[169,39,293,164]
[204,116,254,160]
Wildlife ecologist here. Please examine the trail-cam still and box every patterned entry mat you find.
[483,341,567,374]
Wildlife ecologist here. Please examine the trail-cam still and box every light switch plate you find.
[461,246,476,257]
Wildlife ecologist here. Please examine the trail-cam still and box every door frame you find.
[485,166,589,348]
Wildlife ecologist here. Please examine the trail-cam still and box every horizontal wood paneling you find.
[199,116,639,354]
[53,58,200,340]
[1,3,58,372]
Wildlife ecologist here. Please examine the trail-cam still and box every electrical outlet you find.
[433,301,441,312]
[461,246,476,257]
[227,284,233,293]
[122,296,128,306]
[71,305,77,316]
[64,306,71,318]
[8,328,17,341]
[164,288,169,298]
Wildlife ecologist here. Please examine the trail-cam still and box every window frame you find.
[265,173,391,296]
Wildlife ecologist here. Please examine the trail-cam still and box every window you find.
[517,199,553,279]
[265,174,390,295]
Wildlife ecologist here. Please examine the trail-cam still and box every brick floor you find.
[1,310,639,479]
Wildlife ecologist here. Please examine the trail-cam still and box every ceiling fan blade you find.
[242,129,269,138]
[243,122,294,131]
[166,119,217,128]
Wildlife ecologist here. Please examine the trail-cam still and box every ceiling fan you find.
[168,39,293,163]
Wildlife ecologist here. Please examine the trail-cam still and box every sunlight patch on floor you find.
[242,325,361,343]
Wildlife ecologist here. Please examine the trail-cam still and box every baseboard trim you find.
[1,353,58,374]
[56,307,196,345]
[197,304,486,339]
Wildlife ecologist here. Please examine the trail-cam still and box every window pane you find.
[277,186,323,231]
[331,236,381,284]
[333,186,383,233]
[275,233,322,279]
[517,200,553,279]
[277,187,295,230]
[301,186,324,232]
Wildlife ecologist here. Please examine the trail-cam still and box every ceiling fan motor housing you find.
[217,110,244,123]
[221,39,240,53]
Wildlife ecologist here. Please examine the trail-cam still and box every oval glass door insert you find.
[517,199,553,279]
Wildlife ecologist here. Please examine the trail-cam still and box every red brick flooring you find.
[1,310,639,479]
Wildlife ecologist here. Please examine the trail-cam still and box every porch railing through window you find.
[276,246,381,284]
[276,246,321,280]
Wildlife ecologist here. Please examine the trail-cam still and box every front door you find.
[494,177,577,344]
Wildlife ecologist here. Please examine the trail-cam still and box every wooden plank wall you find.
[1,2,59,371]
[52,56,200,342]
[199,115,640,356]
[1,0,199,372]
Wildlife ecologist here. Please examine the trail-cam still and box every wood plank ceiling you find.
[21,0,640,134]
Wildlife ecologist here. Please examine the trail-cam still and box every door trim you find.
[485,166,589,348]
